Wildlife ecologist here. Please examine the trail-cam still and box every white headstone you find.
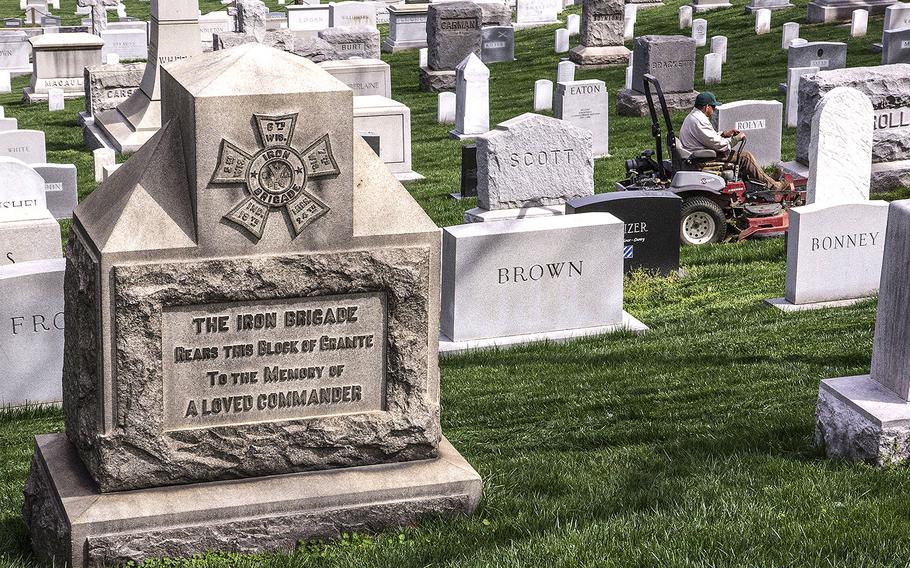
[557,60,575,83]
[784,201,888,305]
[0,71,10,94]
[555,28,569,52]
[781,22,799,49]
[785,65,818,128]
[623,14,635,40]
[679,5,692,29]
[452,54,489,138]
[48,88,64,112]
[567,13,580,35]
[0,258,66,408]
[517,0,558,25]
[419,47,428,68]
[329,1,378,28]
[703,52,722,84]
[534,79,553,111]
[555,79,610,158]
[692,18,707,46]
[0,157,49,222]
[441,214,624,342]
[93,147,115,183]
[286,4,330,31]
[438,91,456,124]
[714,100,783,166]
[0,130,46,165]
[808,87,874,205]
[850,9,868,37]
[884,2,910,32]
[755,9,771,35]
[711,35,727,63]
[100,28,149,60]
[623,3,637,40]
[624,65,633,89]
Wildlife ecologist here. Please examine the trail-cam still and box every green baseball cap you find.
[695,92,721,108]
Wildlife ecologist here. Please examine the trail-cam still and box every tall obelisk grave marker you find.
[23,44,480,568]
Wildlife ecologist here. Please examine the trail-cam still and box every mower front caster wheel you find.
[680,197,727,245]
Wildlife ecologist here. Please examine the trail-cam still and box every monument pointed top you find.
[456,52,488,76]
[165,44,351,98]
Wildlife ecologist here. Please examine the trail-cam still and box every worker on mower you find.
[679,92,791,192]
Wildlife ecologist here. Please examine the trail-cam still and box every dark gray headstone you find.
[566,190,682,276]
[4,18,21,27]
[360,131,381,156]
[631,35,697,94]
[580,0,624,47]
[426,2,482,71]
[32,163,78,220]
[481,26,514,64]
[40,15,62,26]
[787,41,847,71]
[882,27,910,64]
[480,2,511,26]
[460,144,477,198]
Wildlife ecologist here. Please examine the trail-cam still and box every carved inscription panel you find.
[161,293,387,431]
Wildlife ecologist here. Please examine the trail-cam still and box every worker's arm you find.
[692,118,733,153]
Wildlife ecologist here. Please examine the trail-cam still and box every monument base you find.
[6,66,31,77]
[765,296,873,312]
[871,159,910,193]
[23,433,482,568]
[691,1,733,11]
[513,20,561,30]
[816,375,910,466]
[439,311,649,356]
[779,160,809,179]
[464,204,567,223]
[744,2,792,10]
[568,45,631,68]
[93,109,158,154]
[617,88,697,117]
[626,0,665,9]
[22,88,84,104]
[381,38,427,53]
[394,170,425,182]
[807,0,894,22]
[449,129,484,140]
[781,159,910,193]
[419,67,456,93]
[82,119,117,151]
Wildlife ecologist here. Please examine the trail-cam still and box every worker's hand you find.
[731,132,747,145]
[721,129,740,138]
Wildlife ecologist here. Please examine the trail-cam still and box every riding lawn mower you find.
[616,74,807,245]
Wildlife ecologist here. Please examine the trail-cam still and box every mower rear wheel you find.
[680,197,727,245]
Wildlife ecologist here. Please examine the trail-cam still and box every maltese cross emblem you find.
[211,113,340,239]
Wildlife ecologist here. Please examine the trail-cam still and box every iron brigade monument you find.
[22,44,480,567]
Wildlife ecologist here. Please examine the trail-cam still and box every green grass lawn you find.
[2,0,909,566]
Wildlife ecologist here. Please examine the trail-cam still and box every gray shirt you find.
[678,108,731,154]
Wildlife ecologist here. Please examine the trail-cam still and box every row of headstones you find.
[0,156,67,408]
[0,124,77,219]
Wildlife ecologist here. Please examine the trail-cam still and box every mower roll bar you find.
[640,73,679,180]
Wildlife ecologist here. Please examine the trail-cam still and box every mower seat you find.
[673,146,718,172]
[676,147,717,160]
